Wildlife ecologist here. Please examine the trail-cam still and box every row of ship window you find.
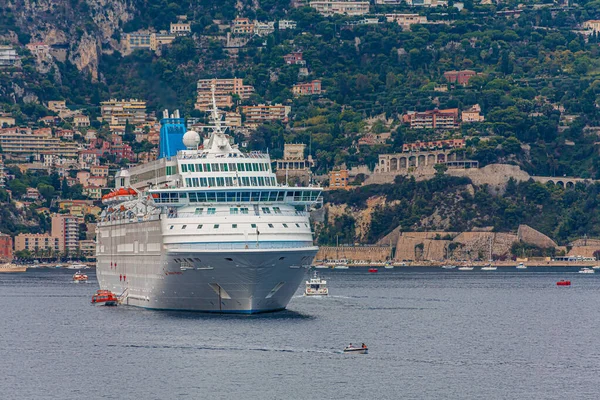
[180,162,270,173]
[184,176,277,188]
[192,206,287,215]
[154,190,321,203]
[169,223,308,230]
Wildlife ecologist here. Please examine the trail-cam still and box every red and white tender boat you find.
[72,271,88,283]
[91,290,119,306]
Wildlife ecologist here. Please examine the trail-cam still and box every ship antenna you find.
[211,84,224,137]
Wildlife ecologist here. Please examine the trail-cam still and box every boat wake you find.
[113,343,340,355]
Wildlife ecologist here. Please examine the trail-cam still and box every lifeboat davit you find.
[556,280,571,286]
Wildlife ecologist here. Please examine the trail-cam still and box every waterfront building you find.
[0,233,12,262]
[194,78,255,111]
[51,214,81,254]
[14,233,62,254]
[309,1,370,16]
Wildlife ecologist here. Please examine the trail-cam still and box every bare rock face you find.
[7,0,136,80]
[517,225,558,249]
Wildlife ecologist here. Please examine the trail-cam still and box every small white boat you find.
[54,264,63,269]
[314,264,329,269]
[66,263,88,270]
[343,345,368,354]
[481,264,497,271]
[593,265,600,270]
[384,262,394,269]
[334,265,349,270]
[516,262,527,270]
[441,265,456,269]
[579,267,595,274]
[458,266,474,271]
[305,271,328,296]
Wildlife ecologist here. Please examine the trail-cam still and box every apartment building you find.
[292,80,322,96]
[279,20,297,30]
[309,1,370,16]
[329,169,349,190]
[0,114,16,127]
[51,214,81,254]
[91,165,109,177]
[241,104,291,128]
[170,22,191,35]
[0,45,18,67]
[100,99,147,128]
[462,104,485,123]
[0,127,79,159]
[194,78,255,110]
[14,233,62,253]
[79,239,96,258]
[403,108,459,129]
[385,14,428,30]
[73,115,90,127]
[232,18,254,34]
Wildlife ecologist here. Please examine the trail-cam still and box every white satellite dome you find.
[182,130,201,149]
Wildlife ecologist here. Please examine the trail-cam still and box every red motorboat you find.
[368,268,378,273]
[556,280,571,286]
[91,290,119,306]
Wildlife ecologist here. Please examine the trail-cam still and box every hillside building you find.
[274,143,315,184]
[194,78,255,111]
[170,22,191,35]
[279,20,297,30]
[403,108,459,129]
[461,104,485,123]
[292,80,322,96]
[0,45,18,67]
[241,104,291,128]
[0,127,79,159]
[443,70,476,85]
[232,18,254,34]
[583,20,600,32]
[402,139,465,152]
[385,14,428,30]
[100,99,147,128]
[328,169,350,190]
[309,1,370,16]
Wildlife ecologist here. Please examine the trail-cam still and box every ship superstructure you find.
[96,91,322,313]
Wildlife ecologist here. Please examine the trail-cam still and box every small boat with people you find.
[304,271,328,296]
[72,271,88,283]
[384,262,394,269]
[579,267,594,274]
[91,290,119,306]
[343,343,368,354]
[516,262,527,270]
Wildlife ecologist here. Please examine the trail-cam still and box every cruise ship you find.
[96,93,322,313]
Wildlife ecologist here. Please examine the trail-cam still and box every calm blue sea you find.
[1,267,600,400]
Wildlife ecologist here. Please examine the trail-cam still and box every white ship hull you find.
[96,221,318,313]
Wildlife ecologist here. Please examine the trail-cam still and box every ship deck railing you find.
[165,209,308,219]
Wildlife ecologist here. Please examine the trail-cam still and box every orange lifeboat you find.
[91,290,119,306]
[73,271,88,282]
[556,280,571,286]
